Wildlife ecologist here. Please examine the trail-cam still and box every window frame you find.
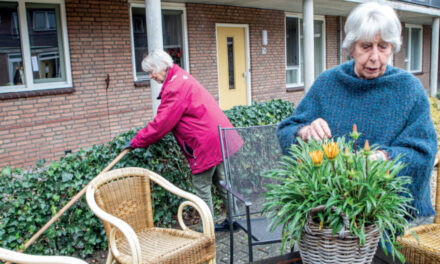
[129,2,189,82]
[0,0,72,94]
[284,13,326,89]
[405,24,423,73]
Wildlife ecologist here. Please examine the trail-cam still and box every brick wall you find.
[0,0,152,169]
[186,4,304,106]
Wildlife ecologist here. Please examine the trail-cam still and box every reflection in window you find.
[0,2,24,86]
[26,4,65,83]
[285,17,325,88]
[131,7,184,80]
[405,26,422,72]
[227,37,234,89]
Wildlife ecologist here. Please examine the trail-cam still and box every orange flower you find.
[323,142,340,160]
[364,140,371,154]
[309,150,323,166]
[350,124,360,140]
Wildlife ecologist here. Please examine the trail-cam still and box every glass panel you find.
[286,17,299,67]
[0,2,25,86]
[227,37,234,89]
[132,7,184,79]
[163,10,183,68]
[286,69,298,86]
[27,4,65,83]
[405,28,409,70]
[313,20,323,79]
[132,7,148,78]
[410,28,421,71]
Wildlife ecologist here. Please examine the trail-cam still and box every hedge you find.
[0,99,295,258]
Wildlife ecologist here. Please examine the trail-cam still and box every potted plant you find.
[263,125,413,264]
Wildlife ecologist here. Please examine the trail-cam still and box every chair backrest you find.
[92,169,154,238]
[220,124,282,216]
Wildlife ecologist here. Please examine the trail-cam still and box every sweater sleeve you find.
[382,91,437,216]
[131,88,187,148]
[277,81,323,155]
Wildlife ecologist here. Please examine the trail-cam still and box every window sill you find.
[134,80,150,88]
[0,86,75,100]
[286,86,304,92]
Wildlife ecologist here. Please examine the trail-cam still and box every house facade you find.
[1,0,439,168]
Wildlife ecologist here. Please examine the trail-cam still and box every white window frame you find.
[0,0,72,93]
[129,2,189,82]
[32,10,56,31]
[405,24,423,73]
[285,13,326,88]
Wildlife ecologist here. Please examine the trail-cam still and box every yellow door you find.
[217,26,247,110]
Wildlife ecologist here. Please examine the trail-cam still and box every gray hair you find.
[342,1,402,53]
[141,49,174,73]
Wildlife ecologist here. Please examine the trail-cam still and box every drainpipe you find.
[145,0,164,116]
[430,17,439,97]
[303,0,314,93]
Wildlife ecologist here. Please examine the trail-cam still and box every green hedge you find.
[0,99,294,258]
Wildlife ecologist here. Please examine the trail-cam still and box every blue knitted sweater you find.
[277,60,437,217]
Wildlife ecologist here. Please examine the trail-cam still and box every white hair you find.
[141,49,174,73]
[342,1,402,53]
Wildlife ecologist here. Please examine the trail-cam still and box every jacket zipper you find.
[194,155,197,166]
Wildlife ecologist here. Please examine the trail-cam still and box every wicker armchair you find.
[86,167,216,264]
[0,247,87,264]
[397,157,440,263]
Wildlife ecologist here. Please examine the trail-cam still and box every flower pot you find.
[299,205,381,264]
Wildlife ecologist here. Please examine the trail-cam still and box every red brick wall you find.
[0,0,152,169]
[186,4,303,106]
[325,16,340,69]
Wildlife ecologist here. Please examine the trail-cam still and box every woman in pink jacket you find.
[128,49,242,231]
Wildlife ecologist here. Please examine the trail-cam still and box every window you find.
[405,25,422,72]
[285,15,325,88]
[0,0,71,92]
[130,4,187,81]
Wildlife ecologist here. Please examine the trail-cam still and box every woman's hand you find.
[297,118,332,142]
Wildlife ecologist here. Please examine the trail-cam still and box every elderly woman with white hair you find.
[127,49,243,231]
[278,2,437,219]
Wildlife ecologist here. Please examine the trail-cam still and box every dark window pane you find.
[286,17,299,66]
[132,7,184,79]
[27,4,65,83]
[0,2,24,86]
[227,37,234,89]
[132,7,148,78]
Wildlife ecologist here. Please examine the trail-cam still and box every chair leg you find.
[246,205,253,263]
[105,251,114,264]
[227,192,234,264]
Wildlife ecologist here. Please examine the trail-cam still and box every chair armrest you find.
[219,181,252,206]
[145,169,215,238]
[0,248,87,264]
[86,184,142,263]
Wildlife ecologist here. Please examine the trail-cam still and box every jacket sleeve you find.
[131,88,187,148]
[277,82,322,155]
[381,91,437,216]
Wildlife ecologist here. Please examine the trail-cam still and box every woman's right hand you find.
[297,118,332,142]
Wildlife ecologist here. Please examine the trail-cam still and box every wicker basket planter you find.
[299,206,381,264]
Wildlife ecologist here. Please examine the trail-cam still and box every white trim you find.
[284,14,326,88]
[129,2,189,81]
[215,23,251,106]
[405,24,423,73]
[0,0,72,93]
[346,0,440,17]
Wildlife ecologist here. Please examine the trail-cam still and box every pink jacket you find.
[131,64,242,174]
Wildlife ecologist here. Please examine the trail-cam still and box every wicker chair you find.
[0,247,87,264]
[397,157,440,263]
[86,167,216,264]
